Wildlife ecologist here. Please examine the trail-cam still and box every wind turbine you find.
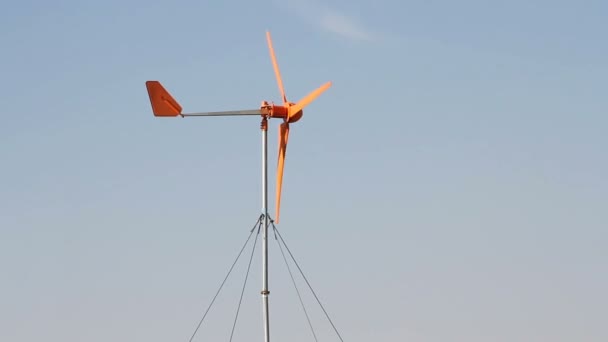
[144,31,331,342]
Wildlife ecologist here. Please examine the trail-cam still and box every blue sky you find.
[1,0,607,341]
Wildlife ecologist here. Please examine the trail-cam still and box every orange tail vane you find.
[266,31,288,104]
[145,81,183,117]
[275,122,290,224]
[288,81,333,120]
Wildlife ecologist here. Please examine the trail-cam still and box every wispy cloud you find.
[318,10,375,42]
[278,0,379,42]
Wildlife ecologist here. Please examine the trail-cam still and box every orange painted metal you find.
[266,31,287,104]
[264,31,333,223]
[145,81,182,116]
[288,82,332,121]
[260,103,289,119]
[275,122,289,224]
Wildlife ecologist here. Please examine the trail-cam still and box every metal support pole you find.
[260,117,270,342]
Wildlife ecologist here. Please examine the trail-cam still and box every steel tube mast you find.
[261,117,271,342]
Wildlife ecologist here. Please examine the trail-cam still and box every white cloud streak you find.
[319,10,375,41]
[279,0,378,42]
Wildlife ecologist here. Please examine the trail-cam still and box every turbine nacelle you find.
[259,102,303,123]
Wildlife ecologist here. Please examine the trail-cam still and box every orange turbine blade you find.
[288,81,332,120]
[145,81,183,117]
[266,31,287,104]
[275,122,290,224]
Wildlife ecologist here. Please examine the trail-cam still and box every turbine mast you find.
[261,116,271,342]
